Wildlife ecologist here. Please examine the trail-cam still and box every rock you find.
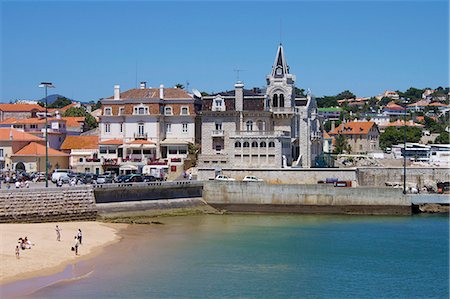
[419,204,449,213]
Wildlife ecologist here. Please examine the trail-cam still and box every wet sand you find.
[0,222,126,286]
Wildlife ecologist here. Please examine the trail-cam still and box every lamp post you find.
[39,82,55,187]
[403,106,407,194]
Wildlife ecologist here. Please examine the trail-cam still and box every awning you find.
[119,164,138,171]
[160,139,190,146]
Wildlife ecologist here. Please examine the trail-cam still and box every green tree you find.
[333,134,351,154]
[379,97,392,106]
[434,132,449,144]
[317,96,338,108]
[335,90,356,100]
[63,107,98,131]
[49,97,72,108]
[175,83,185,89]
[379,127,422,149]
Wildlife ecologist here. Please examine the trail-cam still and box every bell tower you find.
[265,44,296,110]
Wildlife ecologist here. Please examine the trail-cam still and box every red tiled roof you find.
[0,118,18,125]
[0,128,43,141]
[106,88,192,100]
[328,121,377,135]
[61,117,85,127]
[428,102,449,107]
[407,100,429,107]
[13,142,68,156]
[380,120,424,128]
[99,139,123,145]
[384,102,405,111]
[0,104,45,112]
[60,136,99,150]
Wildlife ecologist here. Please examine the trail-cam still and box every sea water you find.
[23,214,449,298]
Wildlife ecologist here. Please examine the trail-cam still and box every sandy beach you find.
[0,221,126,285]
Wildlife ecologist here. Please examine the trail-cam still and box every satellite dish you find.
[192,88,202,98]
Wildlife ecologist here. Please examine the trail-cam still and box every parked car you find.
[51,169,72,183]
[242,176,263,182]
[115,174,131,183]
[32,172,47,182]
[124,174,144,183]
[143,175,157,182]
[215,175,236,181]
[96,175,114,184]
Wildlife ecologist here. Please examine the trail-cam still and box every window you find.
[108,148,116,154]
[105,123,111,133]
[104,107,112,116]
[235,141,241,148]
[268,141,275,148]
[213,97,225,111]
[215,122,222,131]
[251,141,258,148]
[30,124,37,129]
[138,123,145,135]
[179,148,187,155]
[0,148,3,157]
[119,107,125,115]
[279,94,285,107]
[166,123,172,133]
[120,123,123,133]
[273,94,278,108]
[143,150,152,155]
[164,106,173,115]
[181,107,189,115]
[132,150,141,155]
[79,157,84,162]
[260,141,266,147]
[243,142,249,148]
[99,147,107,154]
[246,120,253,131]
[133,105,148,115]
[215,145,222,151]
[169,148,178,155]
[182,123,188,133]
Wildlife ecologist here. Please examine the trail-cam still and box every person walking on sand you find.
[55,225,62,241]
[73,236,80,255]
[77,229,82,245]
[15,245,20,259]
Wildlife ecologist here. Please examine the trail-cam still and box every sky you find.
[1,0,448,102]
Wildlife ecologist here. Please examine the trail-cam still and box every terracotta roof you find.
[13,142,68,156]
[428,102,449,107]
[0,128,43,141]
[126,139,156,145]
[329,121,377,135]
[380,120,424,128]
[60,136,99,150]
[0,118,18,125]
[384,102,405,110]
[61,117,85,127]
[407,100,429,107]
[323,131,331,139]
[0,104,45,112]
[106,88,192,100]
[99,139,123,145]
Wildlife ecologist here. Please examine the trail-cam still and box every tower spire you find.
[271,44,289,78]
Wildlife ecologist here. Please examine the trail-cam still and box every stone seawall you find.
[0,186,97,223]
[203,181,411,215]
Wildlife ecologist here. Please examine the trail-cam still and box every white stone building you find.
[199,44,323,169]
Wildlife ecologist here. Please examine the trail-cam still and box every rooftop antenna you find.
[233,68,245,82]
[186,81,190,91]
[279,18,283,45]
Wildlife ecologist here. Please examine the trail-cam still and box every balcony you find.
[270,107,295,114]
[134,132,148,140]
[212,130,224,137]
[231,130,290,138]
[103,158,118,166]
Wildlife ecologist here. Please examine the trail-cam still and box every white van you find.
[51,169,71,183]
[142,165,168,181]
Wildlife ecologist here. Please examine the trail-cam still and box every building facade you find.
[328,121,380,154]
[199,44,323,169]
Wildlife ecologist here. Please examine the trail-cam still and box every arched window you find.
[246,120,253,131]
[104,107,112,116]
[235,141,241,148]
[268,141,275,148]
[279,94,285,108]
[251,141,258,148]
[273,94,278,108]
[164,106,173,115]
[243,142,249,148]
[260,141,266,147]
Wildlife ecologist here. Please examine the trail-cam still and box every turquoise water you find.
[24,214,449,298]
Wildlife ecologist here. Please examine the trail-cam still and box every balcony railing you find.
[134,132,148,139]
[270,107,295,114]
[231,130,290,138]
[212,130,224,137]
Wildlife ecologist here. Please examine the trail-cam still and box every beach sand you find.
[0,221,126,285]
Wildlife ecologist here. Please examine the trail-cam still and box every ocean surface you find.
[17,214,450,298]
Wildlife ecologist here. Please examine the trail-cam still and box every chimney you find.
[140,82,146,89]
[114,85,120,100]
[235,81,244,111]
[159,84,164,99]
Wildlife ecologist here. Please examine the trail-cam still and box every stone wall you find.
[0,186,97,223]
[203,181,411,215]
[197,166,450,187]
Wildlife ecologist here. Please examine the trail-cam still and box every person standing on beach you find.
[77,229,82,245]
[15,245,20,259]
[55,225,62,241]
[73,236,80,255]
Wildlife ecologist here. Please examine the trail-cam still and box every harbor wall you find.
[197,167,450,187]
[203,181,411,215]
[0,186,97,223]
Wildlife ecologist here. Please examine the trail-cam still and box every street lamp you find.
[39,82,55,187]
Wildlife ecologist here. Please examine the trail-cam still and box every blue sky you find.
[1,0,448,102]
